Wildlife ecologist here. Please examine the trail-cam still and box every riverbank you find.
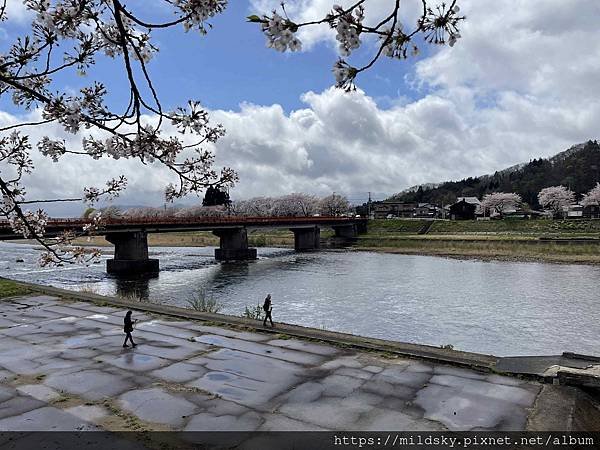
[354,238,600,265]
[0,279,599,436]
[354,219,600,265]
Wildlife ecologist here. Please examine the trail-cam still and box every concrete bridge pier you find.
[105,231,159,275]
[332,224,358,238]
[290,226,321,251]
[213,228,257,261]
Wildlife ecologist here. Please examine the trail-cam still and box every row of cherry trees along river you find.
[92,193,352,219]
[480,184,600,218]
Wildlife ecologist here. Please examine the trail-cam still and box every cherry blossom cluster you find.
[171,101,225,138]
[174,0,228,33]
[11,76,50,109]
[381,27,419,59]
[259,12,302,52]
[582,183,600,207]
[42,98,84,134]
[38,239,101,267]
[8,209,48,239]
[481,192,522,217]
[1,132,34,180]
[37,137,67,162]
[419,3,463,47]
[27,0,94,39]
[332,60,357,91]
[83,176,128,204]
[537,186,575,217]
[82,212,104,233]
[231,193,349,217]
[252,1,465,88]
[330,4,364,57]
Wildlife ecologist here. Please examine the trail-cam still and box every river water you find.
[3,242,599,357]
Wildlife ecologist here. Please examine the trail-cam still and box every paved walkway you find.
[0,295,544,432]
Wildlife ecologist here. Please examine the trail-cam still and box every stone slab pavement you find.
[0,294,549,432]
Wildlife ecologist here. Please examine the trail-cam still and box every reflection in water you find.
[3,241,600,357]
[114,276,152,301]
[209,262,251,290]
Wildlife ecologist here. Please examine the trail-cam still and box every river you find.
[3,242,599,357]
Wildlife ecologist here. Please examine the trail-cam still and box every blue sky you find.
[1,0,425,114]
[142,0,426,112]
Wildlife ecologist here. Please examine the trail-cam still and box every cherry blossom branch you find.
[250,1,465,89]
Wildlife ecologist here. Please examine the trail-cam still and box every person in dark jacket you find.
[262,294,274,327]
[123,310,137,348]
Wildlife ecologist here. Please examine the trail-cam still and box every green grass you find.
[186,288,222,313]
[366,218,600,236]
[356,237,600,263]
[368,219,427,234]
[356,219,600,263]
[428,219,600,236]
[0,279,30,298]
[243,303,264,320]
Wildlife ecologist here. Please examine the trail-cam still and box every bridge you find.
[1,216,367,275]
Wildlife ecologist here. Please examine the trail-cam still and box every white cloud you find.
[249,0,423,50]
[214,85,597,202]
[415,0,600,99]
[4,0,32,23]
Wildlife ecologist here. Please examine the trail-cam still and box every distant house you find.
[503,208,533,219]
[525,209,551,219]
[563,204,584,218]
[413,203,441,219]
[371,202,419,219]
[583,203,600,219]
[457,197,480,204]
[372,201,442,219]
[449,199,478,220]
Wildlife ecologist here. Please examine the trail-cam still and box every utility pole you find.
[332,191,336,216]
[367,191,372,218]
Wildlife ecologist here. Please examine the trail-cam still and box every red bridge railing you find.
[0,215,365,228]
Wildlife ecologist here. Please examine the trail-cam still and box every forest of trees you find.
[390,141,600,209]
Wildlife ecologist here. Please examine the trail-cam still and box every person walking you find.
[262,294,274,327]
[123,310,137,348]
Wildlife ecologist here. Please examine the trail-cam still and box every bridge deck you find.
[0,216,367,240]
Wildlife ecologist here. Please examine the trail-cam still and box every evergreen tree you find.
[203,186,231,207]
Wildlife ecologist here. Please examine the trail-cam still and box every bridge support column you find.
[105,231,159,275]
[290,226,321,252]
[213,228,257,261]
[332,224,357,238]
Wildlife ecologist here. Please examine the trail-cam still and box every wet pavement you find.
[0,295,544,431]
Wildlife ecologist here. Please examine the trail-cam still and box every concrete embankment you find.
[9,280,600,384]
[0,279,599,432]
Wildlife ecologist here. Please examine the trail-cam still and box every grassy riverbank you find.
[368,217,600,237]
[0,279,30,298]
[356,219,600,264]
